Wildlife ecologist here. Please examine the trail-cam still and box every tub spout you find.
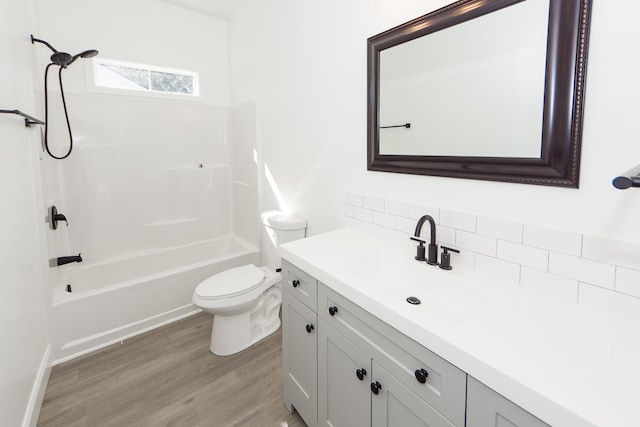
[56,254,82,266]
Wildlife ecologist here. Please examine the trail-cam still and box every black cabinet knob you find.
[356,368,367,381]
[305,324,314,333]
[370,381,382,395]
[415,368,428,384]
[292,279,300,288]
[328,306,338,316]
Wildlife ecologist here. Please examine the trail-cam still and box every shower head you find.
[67,49,99,66]
[31,35,98,68]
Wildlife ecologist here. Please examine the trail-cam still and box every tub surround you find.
[280,228,640,426]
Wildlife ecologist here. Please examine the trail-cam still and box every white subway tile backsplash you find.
[497,241,548,271]
[409,204,440,222]
[364,195,385,212]
[345,192,364,207]
[441,209,476,232]
[373,211,395,229]
[549,252,615,290]
[523,225,582,256]
[344,193,639,313]
[477,216,523,243]
[345,204,354,218]
[578,283,640,324]
[582,235,640,271]
[456,231,497,257]
[395,216,416,235]
[385,199,410,218]
[353,207,373,223]
[475,254,520,284]
[520,267,579,302]
[437,226,456,247]
[615,267,640,298]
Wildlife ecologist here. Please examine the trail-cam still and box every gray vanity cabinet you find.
[466,377,549,427]
[318,318,371,427]
[282,260,549,427]
[318,284,466,427]
[282,260,318,426]
[371,361,455,427]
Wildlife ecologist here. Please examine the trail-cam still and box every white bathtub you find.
[51,235,260,364]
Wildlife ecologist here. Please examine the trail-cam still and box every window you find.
[92,58,199,97]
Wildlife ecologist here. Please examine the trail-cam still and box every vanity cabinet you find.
[466,377,549,427]
[282,260,318,426]
[318,284,465,427]
[282,260,549,427]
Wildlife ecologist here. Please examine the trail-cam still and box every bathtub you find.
[51,235,260,364]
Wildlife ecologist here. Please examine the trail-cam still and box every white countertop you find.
[280,228,640,427]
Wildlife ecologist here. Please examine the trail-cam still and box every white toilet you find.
[192,211,306,356]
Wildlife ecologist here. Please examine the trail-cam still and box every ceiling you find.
[156,0,241,19]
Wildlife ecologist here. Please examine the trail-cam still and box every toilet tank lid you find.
[262,210,306,231]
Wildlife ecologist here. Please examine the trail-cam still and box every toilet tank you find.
[261,211,306,271]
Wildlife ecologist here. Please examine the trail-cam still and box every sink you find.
[342,250,492,325]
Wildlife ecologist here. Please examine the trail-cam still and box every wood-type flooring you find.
[37,312,306,427]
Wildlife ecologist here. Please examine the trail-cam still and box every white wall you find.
[228,0,640,244]
[0,1,52,425]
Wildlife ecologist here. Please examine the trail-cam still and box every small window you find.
[93,59,199,97]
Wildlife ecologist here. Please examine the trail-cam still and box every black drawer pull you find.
[415,368,428,384]
[292,279,300,288]
[356,368,367,381]
[305,324,314,333]
[371,381,382,395]
[328,306,338,316]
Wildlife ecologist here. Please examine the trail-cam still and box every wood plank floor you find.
[37,312,307,427]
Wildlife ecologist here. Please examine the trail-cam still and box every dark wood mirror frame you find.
[367,0,592,187]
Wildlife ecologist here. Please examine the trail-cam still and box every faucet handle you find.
[439,246,460,270]
[410,236,427,261]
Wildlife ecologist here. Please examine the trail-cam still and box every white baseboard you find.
[22,345,52,427]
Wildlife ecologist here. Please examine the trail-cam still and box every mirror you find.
[367,0,592,187]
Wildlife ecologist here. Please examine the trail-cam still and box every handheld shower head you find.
[67,49,99,66]
[31,35,98,67]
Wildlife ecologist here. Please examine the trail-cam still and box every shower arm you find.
[31,35,59,53]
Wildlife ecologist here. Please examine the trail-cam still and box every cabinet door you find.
[371,361,455,427]
[318,319,371,427]
[283,291,318,426]
[466,377,550,427]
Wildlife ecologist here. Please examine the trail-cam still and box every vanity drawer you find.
[318,283,466,427]
[281,259,317,310]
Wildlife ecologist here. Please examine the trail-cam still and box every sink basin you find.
[342,250,492,325]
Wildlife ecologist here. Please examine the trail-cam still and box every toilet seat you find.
[195,264,265,300]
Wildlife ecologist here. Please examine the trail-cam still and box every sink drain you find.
[406,296,421,305]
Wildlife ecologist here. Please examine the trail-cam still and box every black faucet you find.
[410,215,438,265]
[56,254,82,266]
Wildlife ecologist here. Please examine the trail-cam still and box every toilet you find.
[192,211,306,356]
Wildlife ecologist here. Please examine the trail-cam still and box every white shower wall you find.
[44,93,232,262]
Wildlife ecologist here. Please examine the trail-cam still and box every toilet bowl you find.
[192,211,306,356]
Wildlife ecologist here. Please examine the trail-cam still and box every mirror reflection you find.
[379,0,549,157]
